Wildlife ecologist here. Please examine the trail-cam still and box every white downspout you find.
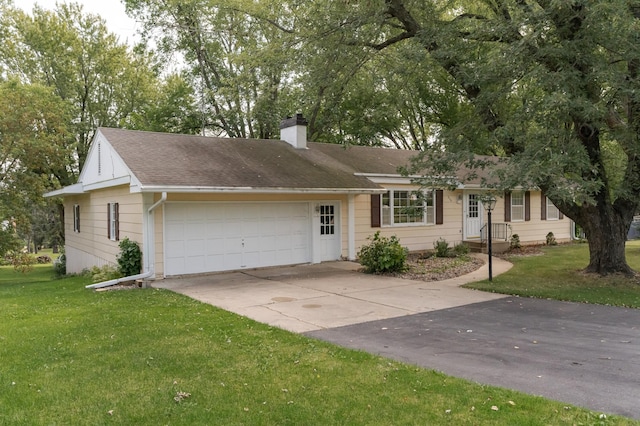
[86,192,167,289]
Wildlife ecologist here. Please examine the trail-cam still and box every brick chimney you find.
[279,114,308,149]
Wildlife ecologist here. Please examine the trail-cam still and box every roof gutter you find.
[136,186,385,194]
[87,192,167,290]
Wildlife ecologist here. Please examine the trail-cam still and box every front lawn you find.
[465,241,640,308]
[1,265,636,424]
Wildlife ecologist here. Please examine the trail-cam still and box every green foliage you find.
[433,238,451,258]
[53,253,66,277]
[510,234,522,250]
[6,251,34,274]
[84,264,122,284]
[546,232,557,246]
[453,242,470,257]
[0,226,22,258]
[117,237,142,277]
[357,231,408,273]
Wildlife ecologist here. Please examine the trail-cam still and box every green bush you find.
[510,234,522,249]
[117,237,142,276]
[357,231,408,273]
[84,264,123,283]
[453,242,470,256]
[546,232,557,246]
[433,238,451,258]
[53,253,66,277]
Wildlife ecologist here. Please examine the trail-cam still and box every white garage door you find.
[164,203,311,275]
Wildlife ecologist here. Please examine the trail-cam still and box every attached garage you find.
[164,202,311,275]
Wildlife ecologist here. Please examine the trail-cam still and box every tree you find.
[293,0,640,276]
[124,0,298,139]
[0,79,70,255]
[0,2,168,175]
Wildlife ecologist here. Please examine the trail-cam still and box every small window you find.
[73,204,80,233]
[319,205,335,235]
[546,198,559,220]
[381,189,435,227]
[511,192,524,222]
[108,202,119,241]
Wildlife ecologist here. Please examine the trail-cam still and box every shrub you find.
[117,237,142,276]
[7,251,34,273]
[53,254,66,277]
[510,234,522,249]
[546,232,557,246]
[453,242,470,257]
[433,238,451,258]
[357,231,408,273]
[84,264,123,283]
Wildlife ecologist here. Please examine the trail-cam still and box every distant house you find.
[45,115,571,278]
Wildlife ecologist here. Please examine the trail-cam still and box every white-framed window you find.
[108,202,119,241]
[73,204,80,233]
[511,191,525,222]
[381,189,435,226]
[546,198,560,220]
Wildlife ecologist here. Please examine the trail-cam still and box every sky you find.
[15,0,140,45]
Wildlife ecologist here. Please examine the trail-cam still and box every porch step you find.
[465,240,510,254]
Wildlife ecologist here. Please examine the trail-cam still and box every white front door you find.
[317,203,341,261]
[464,193,483,240]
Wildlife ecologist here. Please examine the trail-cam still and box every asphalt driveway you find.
[306,297,640,420]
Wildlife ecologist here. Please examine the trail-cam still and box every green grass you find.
[0,264,637,425]
[466,241,640,308]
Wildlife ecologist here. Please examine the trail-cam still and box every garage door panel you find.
[165,203,310,275]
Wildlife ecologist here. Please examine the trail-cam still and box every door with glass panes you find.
[318,203,341,261]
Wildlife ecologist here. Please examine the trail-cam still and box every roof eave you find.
[43,183,85,198]
[137,185,385,194]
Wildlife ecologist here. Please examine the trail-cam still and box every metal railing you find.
[480,223,511,243]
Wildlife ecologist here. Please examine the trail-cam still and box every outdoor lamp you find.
[480,195,497,281]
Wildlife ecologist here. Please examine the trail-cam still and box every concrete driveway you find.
[152,254,510,333]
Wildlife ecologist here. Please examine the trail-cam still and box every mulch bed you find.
[381,252,485,282]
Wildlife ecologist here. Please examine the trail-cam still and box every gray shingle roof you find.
[99,128,393,191]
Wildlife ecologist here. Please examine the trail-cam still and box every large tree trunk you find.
[577,202,635,276]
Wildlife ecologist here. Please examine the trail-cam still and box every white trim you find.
[510,190,525,222]
[381,188,436,227]
[348,195,356,260]
[83,176,131,192]
[138,185,384,194]
[44,183,85,197]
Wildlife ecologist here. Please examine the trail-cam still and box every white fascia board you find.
[82,176,131,191]
[44,183,85,198]
[355,173,461,187]
[138,185,386,194]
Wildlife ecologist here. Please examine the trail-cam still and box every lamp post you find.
[481,195,497,281]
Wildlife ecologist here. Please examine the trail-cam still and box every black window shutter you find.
[115,203,120,241]
[371,194,381,228]
[107,203,111,239]
[525,191,531,221]
[541,194,547,221]
[435,190,444,225]
[504,192,511,222]
[76,205,80,232]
